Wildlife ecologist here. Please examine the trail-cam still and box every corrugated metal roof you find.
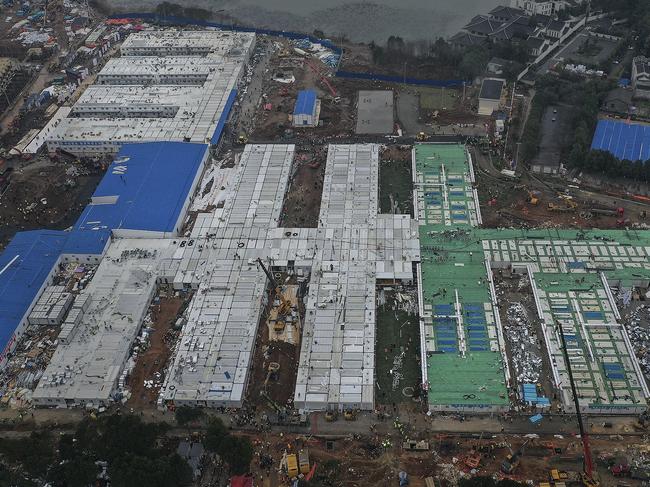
[293,90,317,116]
[591,119,650,162]
[0,230,68,352]
[61,229,111,256]
[75,141,207,234]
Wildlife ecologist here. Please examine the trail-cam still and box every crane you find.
[556,321,599,487]
[305,59,338,98]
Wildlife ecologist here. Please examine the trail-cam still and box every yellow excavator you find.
[257,258,292,334]
[548,195,578,212]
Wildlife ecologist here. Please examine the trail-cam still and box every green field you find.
[375,289,421,405]
[379,158,413,216]
[419,87,460,111]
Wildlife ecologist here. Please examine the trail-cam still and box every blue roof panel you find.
[0,230,68,353]
[591,120,650,162]
[211,89,238,145]
[61,229,111,256]
[75,142,207,234]
[294,90,317,116]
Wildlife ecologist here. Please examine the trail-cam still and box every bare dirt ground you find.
[127,294,186,409]
[247,278,305,412]
[0,159,104,249]
[238,429,645,487]
[472,149,649,230]
[280,147,327,228]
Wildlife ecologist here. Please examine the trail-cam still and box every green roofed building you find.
[412,143,650,414]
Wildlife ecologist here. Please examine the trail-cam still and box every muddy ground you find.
[247,278,305,412]
[472,149,649,230]
[0,158,104,249]
[280,147,327,228]
[127,293,188,409]
[379,144,414,216]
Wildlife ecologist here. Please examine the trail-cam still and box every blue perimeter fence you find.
[109,13,468,88]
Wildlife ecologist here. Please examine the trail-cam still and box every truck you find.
[298,449,310,475]
[631,466,650,481]
[286,453,298,478]
[403,440,430,451]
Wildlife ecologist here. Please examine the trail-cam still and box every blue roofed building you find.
[60,229,111,264]
[0,141,208,367]
[75,141,208,238]
[0,230,68,365]
[591,119,650,162]
[293,90,320,127]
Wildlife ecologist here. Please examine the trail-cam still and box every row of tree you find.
[174,406,254,475]
[0,415,192,487]
[369,37,525,81]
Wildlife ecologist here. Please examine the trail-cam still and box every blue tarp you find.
[529,413,543,423]
[591,119,650,162]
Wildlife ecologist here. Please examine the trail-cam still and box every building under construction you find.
[44,30,254,155]
[413,143,649,414]
[1,133,648,413]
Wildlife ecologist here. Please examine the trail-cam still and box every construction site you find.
[0,14,650,487]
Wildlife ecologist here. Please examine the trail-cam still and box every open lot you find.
[561,33,619,66]
[0,158,104,249]
[379,144,414,215]
[356,89,394,134]
[531,104,571,173]
[375,288,421,406]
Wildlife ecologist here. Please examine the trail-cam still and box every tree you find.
[45,415,190,487]
[204,417,253,474]
[0,431,54,480]
[175,406,204,426]
[204,417,229,452]
[459,46,490,79]
[219,435,254,475]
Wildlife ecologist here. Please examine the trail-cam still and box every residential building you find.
[510,0,567,16]
[632,56,650,100]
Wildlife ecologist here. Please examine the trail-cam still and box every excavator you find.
[256,258,292,334]
[548,195,578,212]
[501,439,529,474]
[556,321,600,487]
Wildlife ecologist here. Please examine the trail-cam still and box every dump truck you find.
[550,469,569,481]
[299,449,310,475]
[286,453,299,478]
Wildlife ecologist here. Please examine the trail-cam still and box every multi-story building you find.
[46,30,255,155]
[632,56,650,100]
[510,0,567,16]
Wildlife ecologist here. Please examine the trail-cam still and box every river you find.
[109,0,506,42]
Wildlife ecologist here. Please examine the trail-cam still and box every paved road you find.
[0,402,645,440]
[230,39,273,144]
